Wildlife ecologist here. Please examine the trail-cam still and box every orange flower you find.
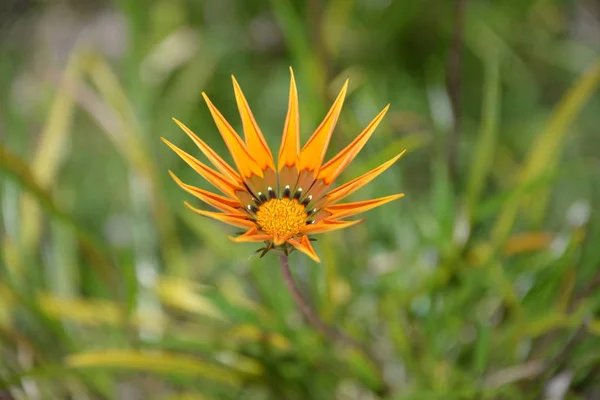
[163,68,405,262]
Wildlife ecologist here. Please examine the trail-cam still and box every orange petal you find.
[317,105,390,185]
[278,165,299,197]
[298,79,348,175]
[162,137,240,198]
[235,189,257,210]
[168,171,241,213]
[287,236,321,263]
[202,93,264,179]
[325,150,406,205]
[184,201,255,229]
[325,194,404,219]
[245,169,278,200]
[308,209,332,224]
[229,226,271,243]
[300,218,364,235]
[172,118,241,184]
[278,67,300,171]
[272,233,287,247]
[301,179,330,208]
[231,76,275,170]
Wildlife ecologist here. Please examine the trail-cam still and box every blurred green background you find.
[1,0,600,399]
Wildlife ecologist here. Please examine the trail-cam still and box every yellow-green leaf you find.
[65,350,242,387]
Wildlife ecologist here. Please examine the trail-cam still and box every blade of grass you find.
[155,277,227,322]
[0,144,117,292]
[320,235,339,323]
[492,60,600,246]
[467,48,500,211]
[19,49,81,256]
[65,350,249,387]
[37,293,124,326]
[270,0,324,126]
[47,195,79,298]
[322,0,355,60]
[83,52,184,276]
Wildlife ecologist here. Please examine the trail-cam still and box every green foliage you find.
[1,0,600,398]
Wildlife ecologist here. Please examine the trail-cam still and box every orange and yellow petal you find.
[231,76,275,170]
[287,235,321,263]
[184,201,255,229]
[325,193,404,219]
[317,105,390,185]
[172,118,241,184]
[169,171,241,213]
[278,67,300,171]
[161,137,240,198]
[301,180,331,208]
[202,93,264,179]
[298,79,348,175]
[300,218,364,235]
[229,227,271,243]
[245,169,278,201]
[325,151,405,205]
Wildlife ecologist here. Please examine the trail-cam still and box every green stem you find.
[278,254,389,396]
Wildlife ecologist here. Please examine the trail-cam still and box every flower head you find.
[163,68,405,262]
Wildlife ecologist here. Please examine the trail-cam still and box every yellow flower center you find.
[256,198,307,240]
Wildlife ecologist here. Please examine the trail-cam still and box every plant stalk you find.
[278,253,389,396]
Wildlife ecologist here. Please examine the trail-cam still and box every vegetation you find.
[1,0,599,398]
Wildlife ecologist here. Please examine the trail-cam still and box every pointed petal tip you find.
[326,195,404,219]
[317,104,391,184]
[288,236,321,263]
[184,201,254,229]
[168,170,187,188]
[170,117,243,183]
[383,149,406,168]
[228,234,264,243]
[383,193,405,203]
[325,150,406,204]
[354,217,365,227]
[278,66,300,170]
[300,217,364,235]
[303,250,321,263]
[201,92,214,107]
[231,75,242,91]
[227,235,238,243]
[172,117,186,127]
[202,89,264,178]
[298,76,349,173]
[342,78,350,89]
[229,227,272,243]
[161,136,175,147]
[335,78,349,98]
[231,74,275,170]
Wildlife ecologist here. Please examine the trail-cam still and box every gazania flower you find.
[162,68,405,263]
